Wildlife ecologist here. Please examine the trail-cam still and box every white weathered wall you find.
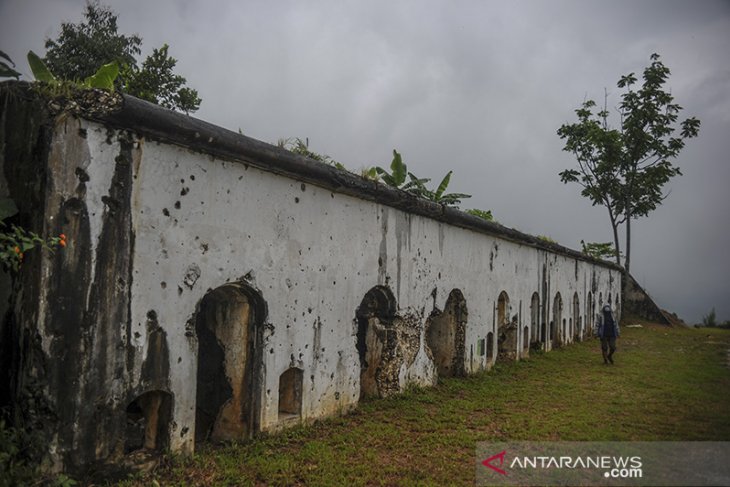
[74,120,621,455]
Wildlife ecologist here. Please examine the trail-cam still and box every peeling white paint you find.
[24,117,621,465]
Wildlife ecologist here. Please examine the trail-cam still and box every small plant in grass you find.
[702,307,717,327]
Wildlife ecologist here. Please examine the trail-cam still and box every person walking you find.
[595,303,620,364]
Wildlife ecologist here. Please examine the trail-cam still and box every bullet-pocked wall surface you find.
[0,86,624,475]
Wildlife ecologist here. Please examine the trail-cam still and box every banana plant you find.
[402,172,431,198]
[427,171,471,207]
[376,150,408,187]
[27,50,119,91]
[0,50,21,79]
[376,150,471,206]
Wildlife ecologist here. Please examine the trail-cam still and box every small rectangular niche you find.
[278,367,303,421]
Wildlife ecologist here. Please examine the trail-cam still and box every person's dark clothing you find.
[596,306,619,364]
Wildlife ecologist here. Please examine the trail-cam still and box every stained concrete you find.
[0,82,624,476]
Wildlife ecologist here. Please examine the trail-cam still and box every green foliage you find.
[278,137,344,169]
[702,307,717,327]
[360,167,379,181]
[83,60,119,91]
[26,49,119,91]
[376,150,409,188]
[537,235,557,244]
[123,44,201,113]
[580,240,617,260]
[466,208,494,221]
[0,198,65,273]
[43,1,140,83]
[0,418,39,486]
[402,172,432,198]
[119,324,730,486]
[27,51,56,82]
[53,474,78,487]
[0,415,76,486]
[42,1,200,113]
[276,143,471,207]
[426,170,471,207]
[558,53,700,272]
[376,151,471,207]
[0,50,21,79]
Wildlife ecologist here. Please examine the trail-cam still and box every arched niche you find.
[194,282,266,445]
[426,289,467,378]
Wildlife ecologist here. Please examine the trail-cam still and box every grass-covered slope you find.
[120,317,730,486]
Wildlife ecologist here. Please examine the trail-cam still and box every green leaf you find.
[0,50,14,66]
[83,61,119,90]
[435,171,452,199]
[27,51,56,82]
[0,198,18,221]
[390,150,406,187]
[0,51,21,79]
[20,241,36,252]
[0,62,22,79]
[362,167,379,180]
[466,209,493,221]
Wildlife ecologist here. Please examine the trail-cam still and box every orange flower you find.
[14,246,20,254]
[59,233,67,241]
[59,240,66,247]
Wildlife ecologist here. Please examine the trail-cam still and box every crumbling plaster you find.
[70,118,619,455]
[1,85,622,474]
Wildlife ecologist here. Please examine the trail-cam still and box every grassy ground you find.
[118,317,730,486]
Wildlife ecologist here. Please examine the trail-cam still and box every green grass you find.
[118,318,730,486]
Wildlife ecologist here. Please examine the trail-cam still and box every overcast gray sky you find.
[2,0,729,324]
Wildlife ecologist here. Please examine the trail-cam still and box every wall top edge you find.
[0,81,622,272]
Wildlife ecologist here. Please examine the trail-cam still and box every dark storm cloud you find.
[1,0,728,323]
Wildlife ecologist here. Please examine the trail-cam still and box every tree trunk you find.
[607,207,622,266]
[625,215,631,275]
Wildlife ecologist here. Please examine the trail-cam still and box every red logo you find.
[482,450,508,475]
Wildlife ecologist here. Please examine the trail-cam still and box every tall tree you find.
[123,44,201,113]
[558,53,700,276]
[43,1,140,83]
[43,1,200,113]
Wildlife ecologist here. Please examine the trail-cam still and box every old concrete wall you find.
[0,84,622,475]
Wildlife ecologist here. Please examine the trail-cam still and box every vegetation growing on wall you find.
[277,137,345,170]
[0,186,65,274]
[27,50,119,91]
[278,142,479,210]
[0,50,21,79]
[465,208,494,221]
[579,240,618,261]
[537,235,557,244]
[42,1,200,113]
[376,150,472,208]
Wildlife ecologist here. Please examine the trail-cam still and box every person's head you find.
[603,304,612,313]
